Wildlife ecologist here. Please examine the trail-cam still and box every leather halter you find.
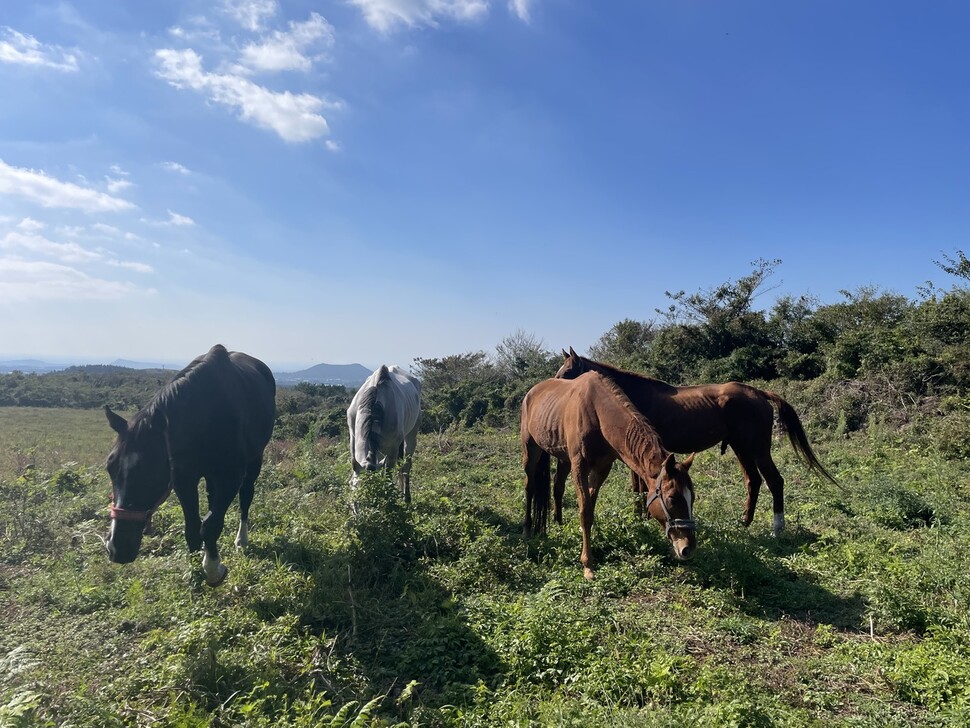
[109,414,175,523]
[643,470,696,536]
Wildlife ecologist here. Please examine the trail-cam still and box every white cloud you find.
[154,48,334,142]
[106,259,154,274]
[349,0,489,32]
[161,161,192,175]
[325,139,341,152]
[239,13,334,73]
[0,259,144,301]
[509,0,533,22]
[0,159,135,212]
[16,217,45,232]
[1,229,102,264]
[223,0,278,32]
[0,26,80,72]
[110,164,128,176]
[167,210,195,226]
[106,176,134,194]
[91,223,121,236]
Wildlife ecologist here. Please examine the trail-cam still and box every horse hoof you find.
[206,564,229,587]
[583,567,595,581]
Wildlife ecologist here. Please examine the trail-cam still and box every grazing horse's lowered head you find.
[643,452,697,561]
[104,406,172,564]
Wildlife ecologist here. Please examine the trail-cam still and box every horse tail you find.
[764,391,837,483]
[531,450,552,535]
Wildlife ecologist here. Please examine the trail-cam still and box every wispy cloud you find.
[0,159,135,212]
[161,161,192,175]
[166,210,195,226]
[1,229,104,264]
[239,12,334,73]
[0,26,80,72]
[223,0,278,32]
[16,217,45,233]
[106,176,134,194]
[0,259,146,301]
[106,259,154,274]
[348,0,489,32]
[509,0,534,22]
[154,48,336,142]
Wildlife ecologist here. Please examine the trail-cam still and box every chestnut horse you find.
[556,348,836,535]
[521,371,697,580]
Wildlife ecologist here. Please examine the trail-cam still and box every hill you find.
[275,362,371,387]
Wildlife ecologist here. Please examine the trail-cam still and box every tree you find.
[494,330,557,382]
[587,319,655,371]
[935,249,970,284]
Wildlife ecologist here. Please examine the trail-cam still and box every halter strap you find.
[109,413,176,523]
[643,470,696,536]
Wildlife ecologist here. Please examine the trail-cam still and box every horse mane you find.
[131,345,229,435]
[576,355,678,394]
[589,372,667,468]
[357,366,390,454]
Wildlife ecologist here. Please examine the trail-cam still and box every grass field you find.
[0,407,969,726]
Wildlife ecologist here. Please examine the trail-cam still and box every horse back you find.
[165,346,276,471]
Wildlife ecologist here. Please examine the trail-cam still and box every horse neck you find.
[591,380,666,481]
[583,359,653,388]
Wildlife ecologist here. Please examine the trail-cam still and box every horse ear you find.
[682,453,696,471]
[561,348,569,359]
[662,453,676,474]
[104,405,128,435]
[569,346,577,358]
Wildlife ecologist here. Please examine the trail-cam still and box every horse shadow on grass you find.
[680,525,866,630]
[243,484,505,711]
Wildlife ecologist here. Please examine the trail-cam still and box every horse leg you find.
[200,474,241,587]
[173,471,203,553]
[756,452,786,535]
[734,448,763,528]
[553,458,570,525]
[572,460,606,581]
[235,458,261,549]
[632,472,647,518]
[401,424,418,503]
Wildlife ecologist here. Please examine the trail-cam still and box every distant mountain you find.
[276,362,372,387]
[0,359,64,374]
[110,358,174,370]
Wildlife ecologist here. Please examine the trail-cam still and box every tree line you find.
[3,252,967,455]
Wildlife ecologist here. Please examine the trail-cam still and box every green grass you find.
[1,408,969,726]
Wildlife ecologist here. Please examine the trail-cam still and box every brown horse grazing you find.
[555,348,836,535]
[521,371,697,580]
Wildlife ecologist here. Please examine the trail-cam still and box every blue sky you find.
[1,1,967,370]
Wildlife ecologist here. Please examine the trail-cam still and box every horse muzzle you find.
[106,520,144,564]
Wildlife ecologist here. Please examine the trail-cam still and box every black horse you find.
[104,344,276,586]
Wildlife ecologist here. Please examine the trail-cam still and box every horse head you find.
[555,346,586,380]
[645,452,697,561]
[104,406,172,564]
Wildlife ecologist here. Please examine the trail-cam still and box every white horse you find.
[347,365,422,502]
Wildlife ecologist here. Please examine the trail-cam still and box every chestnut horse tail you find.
[764,391,837,483]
